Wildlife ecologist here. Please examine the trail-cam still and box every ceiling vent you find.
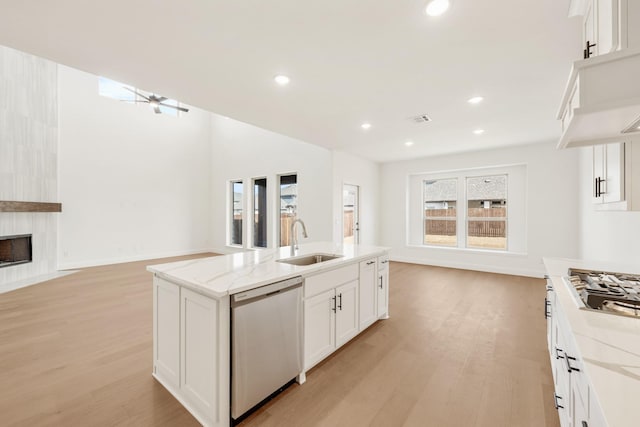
[410,114,432,123]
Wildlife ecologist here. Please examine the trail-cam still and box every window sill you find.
[405,244,527,257]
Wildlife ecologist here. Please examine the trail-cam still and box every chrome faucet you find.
[290,218,308,255]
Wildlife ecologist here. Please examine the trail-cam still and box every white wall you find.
[578,145,640,264]
[210,115,333,252]
[380,142,580,277]
[58,66,213,269]
[332,150,380,245]
[0,45,58,286]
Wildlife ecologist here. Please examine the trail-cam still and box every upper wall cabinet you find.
[592,140,640,211]
[558,0,640,149]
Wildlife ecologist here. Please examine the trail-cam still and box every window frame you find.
[229,180,244,247]
[252,177,268,249]
[422,178,458,247]
[277,173,298,247]
[408,164,526,254]
[464,174,508,251]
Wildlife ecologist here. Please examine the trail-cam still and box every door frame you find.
[342,183,360,244]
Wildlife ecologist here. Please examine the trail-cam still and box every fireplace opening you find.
[0,234,33,268]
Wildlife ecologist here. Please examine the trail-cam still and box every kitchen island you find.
[147,242,389,427]
[544,258,640,427]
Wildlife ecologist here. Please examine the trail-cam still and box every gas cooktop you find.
[566,268,640,318]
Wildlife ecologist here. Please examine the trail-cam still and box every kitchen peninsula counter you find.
[544,257,640,427]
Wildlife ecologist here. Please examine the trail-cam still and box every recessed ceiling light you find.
[426,0,450,17]
[473,129,485,135]
[274,75,290,85]
[468,96,484,104]
[361,123,371,130]
[405,141,415,147]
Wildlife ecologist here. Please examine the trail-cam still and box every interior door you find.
[343,184,360,244]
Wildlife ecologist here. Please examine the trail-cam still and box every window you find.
[230,181,243,246]
[253,178,267,248]
[278,174,297,246]
[98,77,183,117]
[408,165,525,253]
[466,175,507,250]
[423,178,457,247]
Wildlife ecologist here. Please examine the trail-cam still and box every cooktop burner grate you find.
[567,268,640,318]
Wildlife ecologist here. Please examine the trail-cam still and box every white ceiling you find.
[0,0,582,162]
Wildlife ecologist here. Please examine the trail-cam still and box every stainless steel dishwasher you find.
[230,276,303,422]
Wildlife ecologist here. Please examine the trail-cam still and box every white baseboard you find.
[0,270,80,294]
[57,248,217,270]
[389,255,545,278]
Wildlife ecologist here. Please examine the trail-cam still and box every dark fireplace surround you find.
[0,234,33,268]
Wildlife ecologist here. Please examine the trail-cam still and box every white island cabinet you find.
[147,242,389,427]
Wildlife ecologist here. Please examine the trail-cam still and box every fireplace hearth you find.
[0,235,33,268]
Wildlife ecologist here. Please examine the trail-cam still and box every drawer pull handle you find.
[366,261,375,265]
[554,393,564,410]
[555,347,564,360]
[331,296,337,313]
[544,298,551,319]
[565,355,580,373]
[338,293,342,311]
[379,276,383,289]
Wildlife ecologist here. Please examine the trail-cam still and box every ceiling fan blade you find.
[123,86,150,101]
[157,102,189,113]
[157,97,167,103]
[120,99,150,103]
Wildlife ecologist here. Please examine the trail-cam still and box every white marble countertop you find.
[147,242,389,299]
[544,257,640,427]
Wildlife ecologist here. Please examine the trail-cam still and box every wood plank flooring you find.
[0,257,559,427]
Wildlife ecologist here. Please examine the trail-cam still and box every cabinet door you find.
[584,0,597,57]
[335,280,359,348]
[598,0,618,54]
[154,277,180,390]
[593,145,605,203]
[603,142,625,204]
[377,269,389,318]
[181,288,218,421]
[304,289,336,369]
[358,259,377,330]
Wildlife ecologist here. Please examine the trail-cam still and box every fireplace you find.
[0,235,33,268]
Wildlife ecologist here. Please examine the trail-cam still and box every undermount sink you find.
[277,253,343,266]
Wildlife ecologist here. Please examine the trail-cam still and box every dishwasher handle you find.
[231,276,303,306]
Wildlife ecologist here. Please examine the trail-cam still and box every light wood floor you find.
[0,256,559,427]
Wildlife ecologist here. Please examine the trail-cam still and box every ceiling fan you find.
[122,87,189,114]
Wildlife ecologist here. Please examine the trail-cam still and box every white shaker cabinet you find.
[358,258,377,330]
[304,289,336,368]
[377,255,389,319]
[303,263,360,371]
[592,141,640,210]
[545,277,605,427]
[152,276,230,427]
[335,280,359,347]
[592,142,624,205]
[153,277,180,390]
[573,0,640,57]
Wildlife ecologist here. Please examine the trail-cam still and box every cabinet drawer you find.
[377,255,389,271]
[304,264,358,298]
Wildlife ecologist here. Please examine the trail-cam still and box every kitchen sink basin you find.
[277,253,343,266]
